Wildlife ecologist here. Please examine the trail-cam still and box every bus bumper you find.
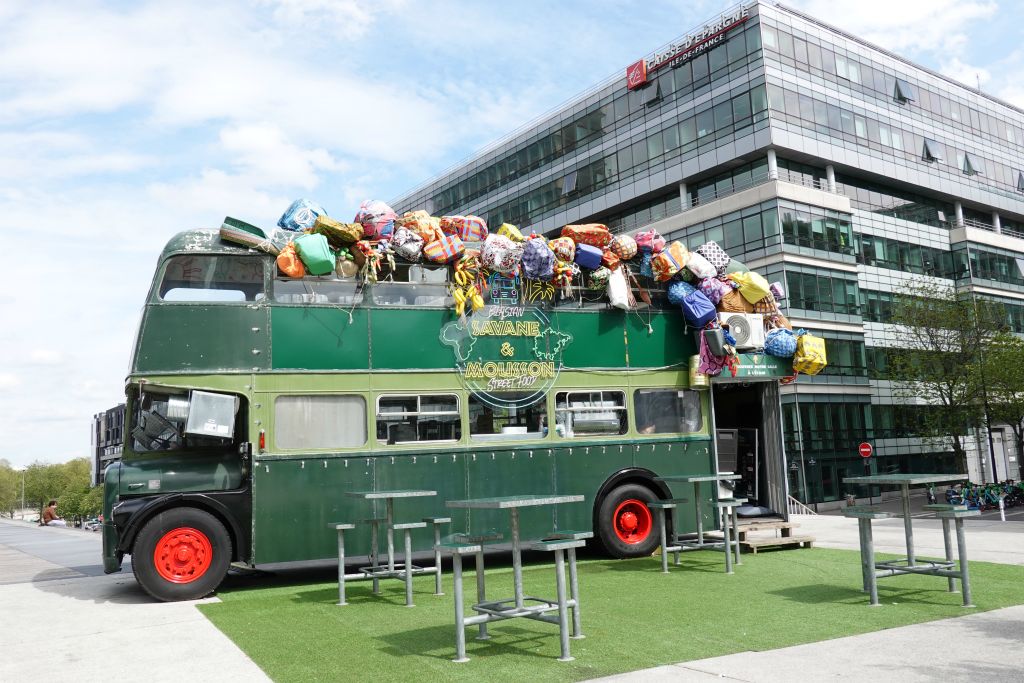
[103,522,123,574]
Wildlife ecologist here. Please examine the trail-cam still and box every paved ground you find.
[821,489,1024,522]
[2,511,1022,682]
[0,518,269,683]
[595,512,1024,683]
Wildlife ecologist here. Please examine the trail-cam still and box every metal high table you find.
[842,474,978,607]
[654,474,743,571]
[332,489,441,607]
[842,474,966,566]
[443,494,586,662]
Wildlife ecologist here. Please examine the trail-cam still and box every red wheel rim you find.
[612,499,652,544]
[153,527,213,584]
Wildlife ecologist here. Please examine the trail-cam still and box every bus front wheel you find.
[596,483,659,558]
[132,507,232,602]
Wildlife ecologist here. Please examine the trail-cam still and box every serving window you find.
[376,394,461,444]
[554,391,627,437]
[634,389,702,435]
[469,392,547,441]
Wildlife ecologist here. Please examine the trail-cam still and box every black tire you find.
[131,507,232,602]
[595,483,660,558]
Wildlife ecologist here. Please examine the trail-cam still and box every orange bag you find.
[561,224,612,248]
[276,243,306,278]
[718,288,754,313]
[397,210,442,243]
[601,249,620,270]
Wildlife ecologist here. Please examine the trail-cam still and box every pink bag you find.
[699,277,731,305]
[353,199,397,239]
[635,229,666,253]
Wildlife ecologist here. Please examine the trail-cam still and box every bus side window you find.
[376,394,461,444]
[634,389,703,434]
[274,395,367,450]
[469,392,546,441]
[554,390,627,438]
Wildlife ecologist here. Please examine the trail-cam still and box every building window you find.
[275,395,367,450]
[561,170,578,196]
[922,138,943,162]
[376,394,461,444]
[641,81,662,106]
[962,152,984,176]
[893,78,916,103]
[555,391,627,437]
[1018,171,1024,193]
[634,389,702,434]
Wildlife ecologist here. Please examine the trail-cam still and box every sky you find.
[0,0,1020,469]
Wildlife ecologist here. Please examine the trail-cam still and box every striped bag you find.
[440,215,489,242]
[651,241,689,282]
[422,234,465,264]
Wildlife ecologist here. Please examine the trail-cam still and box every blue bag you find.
[681,291,716,328]
[522,239,555,280]
[278,199,326,232]
[764,328,797,357]
[574,243,603,270]
[667,280,697,305]
[640,251,653,278]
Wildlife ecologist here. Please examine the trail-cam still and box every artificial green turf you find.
[198,548,1024,682]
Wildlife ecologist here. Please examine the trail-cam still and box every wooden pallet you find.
[740,535,815,553]
[737,520,799,540]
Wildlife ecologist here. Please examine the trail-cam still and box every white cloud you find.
[788,0,997,56]
[0,374,21,390]
[259,0,404,36]
[27,350,64,366]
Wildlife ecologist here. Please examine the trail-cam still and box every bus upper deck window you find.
[554,391,627,437]
[159,255,265,302]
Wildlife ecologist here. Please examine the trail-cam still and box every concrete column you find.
[767,149,779,180]
[993,211,1002,234]
[679,182,688,209]
[955,201,964,227]
[825,165,836,193]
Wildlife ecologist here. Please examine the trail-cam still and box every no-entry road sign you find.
[859,442,873,458]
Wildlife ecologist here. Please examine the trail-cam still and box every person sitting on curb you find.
[41,500,67,527]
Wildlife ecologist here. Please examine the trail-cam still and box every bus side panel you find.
[464,449,557,536]
[252,456,375,564]
[270,308,370,370]
[633,439,718,534]
[624,312,695,368]
[135,304,270,373]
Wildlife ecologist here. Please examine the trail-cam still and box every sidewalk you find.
[592,513,1024,682]
[0,518,269,683]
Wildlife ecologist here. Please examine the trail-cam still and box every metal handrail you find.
[962,217,994,231]
[787,495,818,516]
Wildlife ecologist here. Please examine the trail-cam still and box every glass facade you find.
[392,0,1024,502]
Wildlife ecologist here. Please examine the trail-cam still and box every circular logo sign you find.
[858,442,873,458]
[440,303,572,410]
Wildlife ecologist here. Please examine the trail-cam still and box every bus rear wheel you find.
[132,508,232,602]
[596,483,659,558]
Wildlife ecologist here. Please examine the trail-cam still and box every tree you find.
[0,461,20,518]
[983,332,1024,471]
[886,282,1007,472]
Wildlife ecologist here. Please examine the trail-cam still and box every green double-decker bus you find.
[103,228,792,601]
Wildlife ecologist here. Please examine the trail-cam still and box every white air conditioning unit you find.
[719,312,765,351]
